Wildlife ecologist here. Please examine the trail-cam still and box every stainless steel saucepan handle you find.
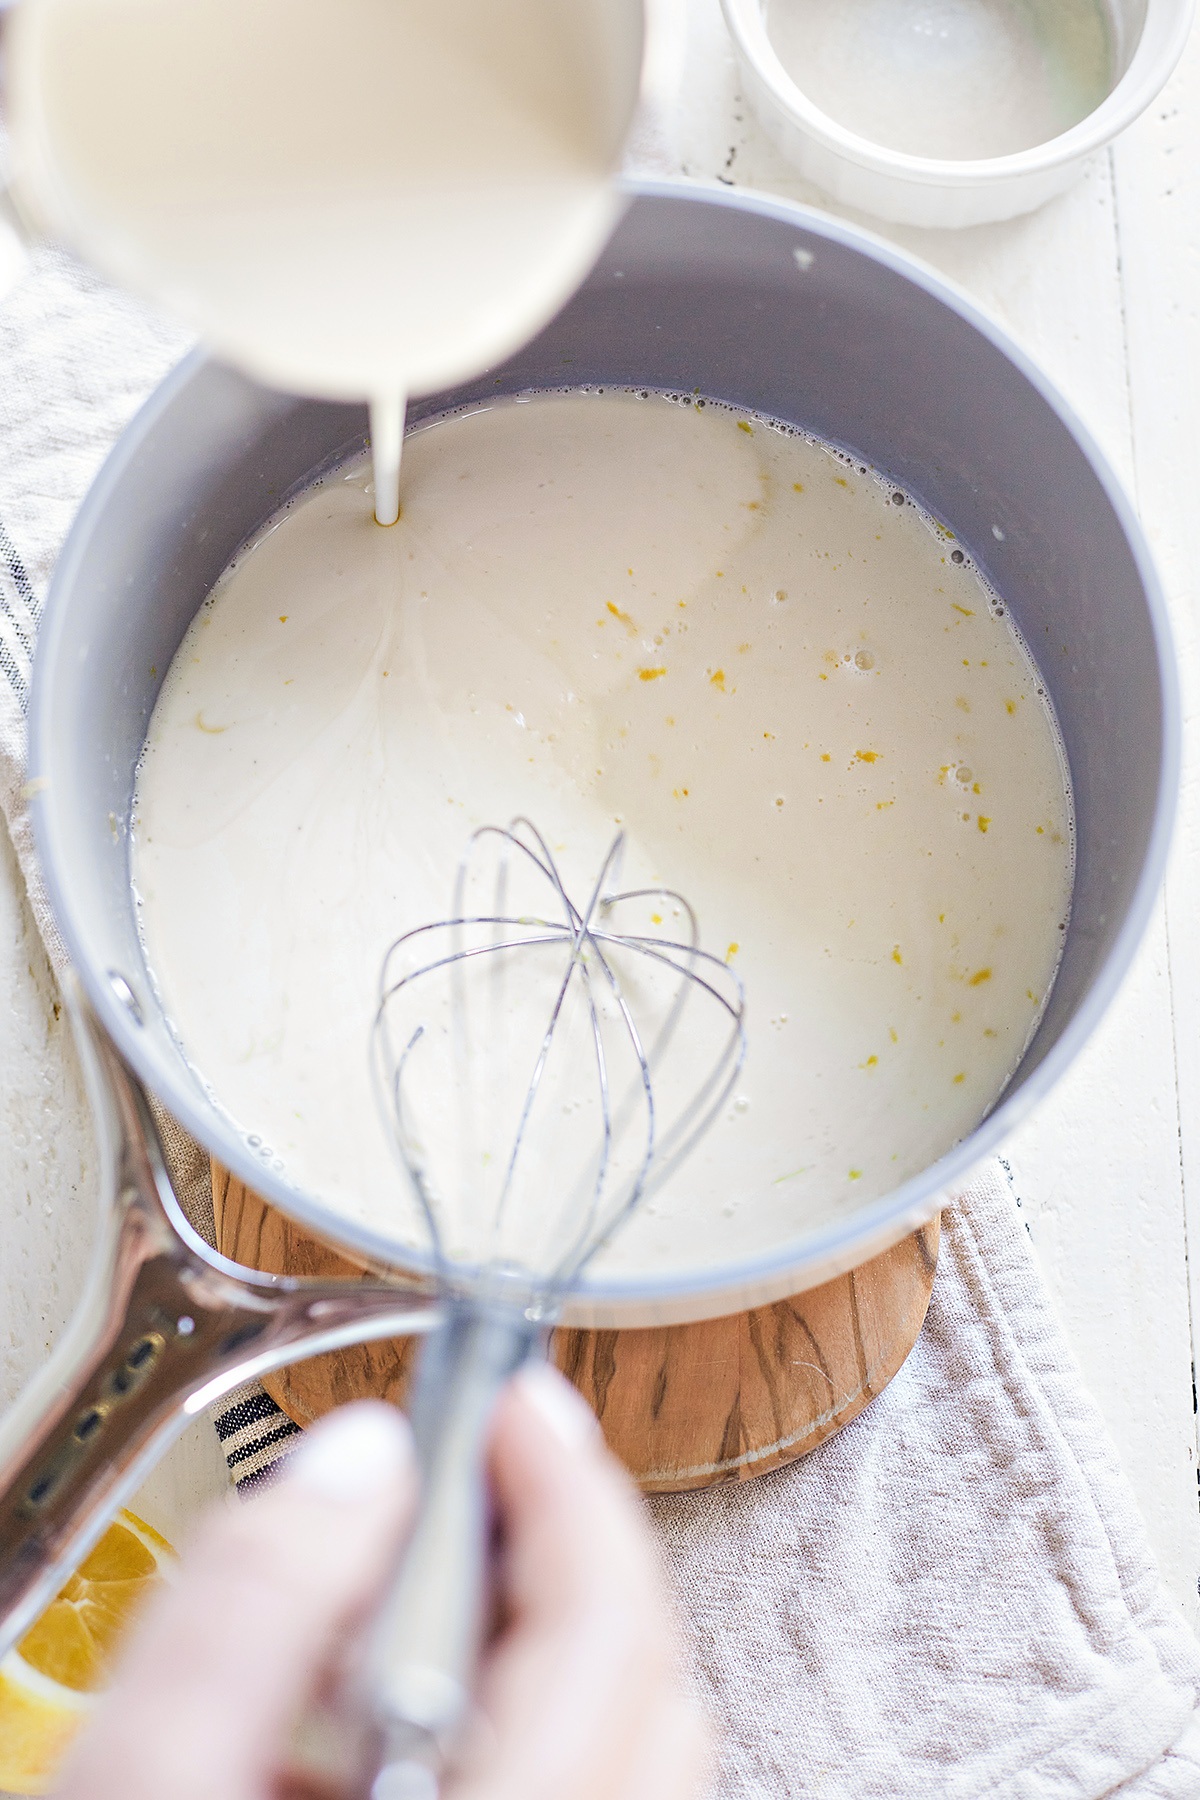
[0,975,441,1660]
[367,1304,540,1793]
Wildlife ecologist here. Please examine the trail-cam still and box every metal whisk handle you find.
[369,1303,539,1795]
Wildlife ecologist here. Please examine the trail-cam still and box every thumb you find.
[60,1400,417,1800]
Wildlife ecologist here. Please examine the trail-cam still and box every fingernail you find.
[286,1401,414,1503]
[516,1361,601,1451]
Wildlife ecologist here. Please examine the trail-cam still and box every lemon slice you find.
[0,1510,176,1795]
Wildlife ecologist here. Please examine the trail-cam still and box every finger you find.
[453,1364,687,1800]
[623,1694,711,1800]
[59,1401,417,1800]
[492,1363,666,1624]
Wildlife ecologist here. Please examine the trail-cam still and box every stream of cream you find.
[132,390,1073,1282]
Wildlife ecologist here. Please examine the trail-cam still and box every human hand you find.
[56,1367,705,1800]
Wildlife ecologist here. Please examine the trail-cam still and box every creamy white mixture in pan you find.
[132,390,1072,1279]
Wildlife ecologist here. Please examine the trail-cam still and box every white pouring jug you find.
[0,0,645,519]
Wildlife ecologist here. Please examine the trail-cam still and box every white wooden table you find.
[1,0,1198,1633]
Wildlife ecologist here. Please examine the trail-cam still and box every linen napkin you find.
[1,244,1199,1799]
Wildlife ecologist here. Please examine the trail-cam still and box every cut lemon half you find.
[0,1509,176,1795]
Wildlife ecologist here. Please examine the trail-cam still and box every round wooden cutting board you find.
[212,1163,938,1493]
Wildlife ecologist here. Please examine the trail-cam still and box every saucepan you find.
[0,180,1178,1653]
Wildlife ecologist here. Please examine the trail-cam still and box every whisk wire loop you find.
[371,819,746,1301]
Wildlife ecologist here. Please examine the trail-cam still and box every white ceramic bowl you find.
[721,0,1195,226]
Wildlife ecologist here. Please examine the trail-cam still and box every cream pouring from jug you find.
[4,0,643,521]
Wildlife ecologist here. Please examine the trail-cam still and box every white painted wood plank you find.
[1109,12,1200,1546]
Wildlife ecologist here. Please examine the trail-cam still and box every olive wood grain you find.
[212,1162,938,1493]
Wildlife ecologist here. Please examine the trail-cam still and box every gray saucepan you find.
[30,179,1180,1324]
[0,179,1178,1655]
